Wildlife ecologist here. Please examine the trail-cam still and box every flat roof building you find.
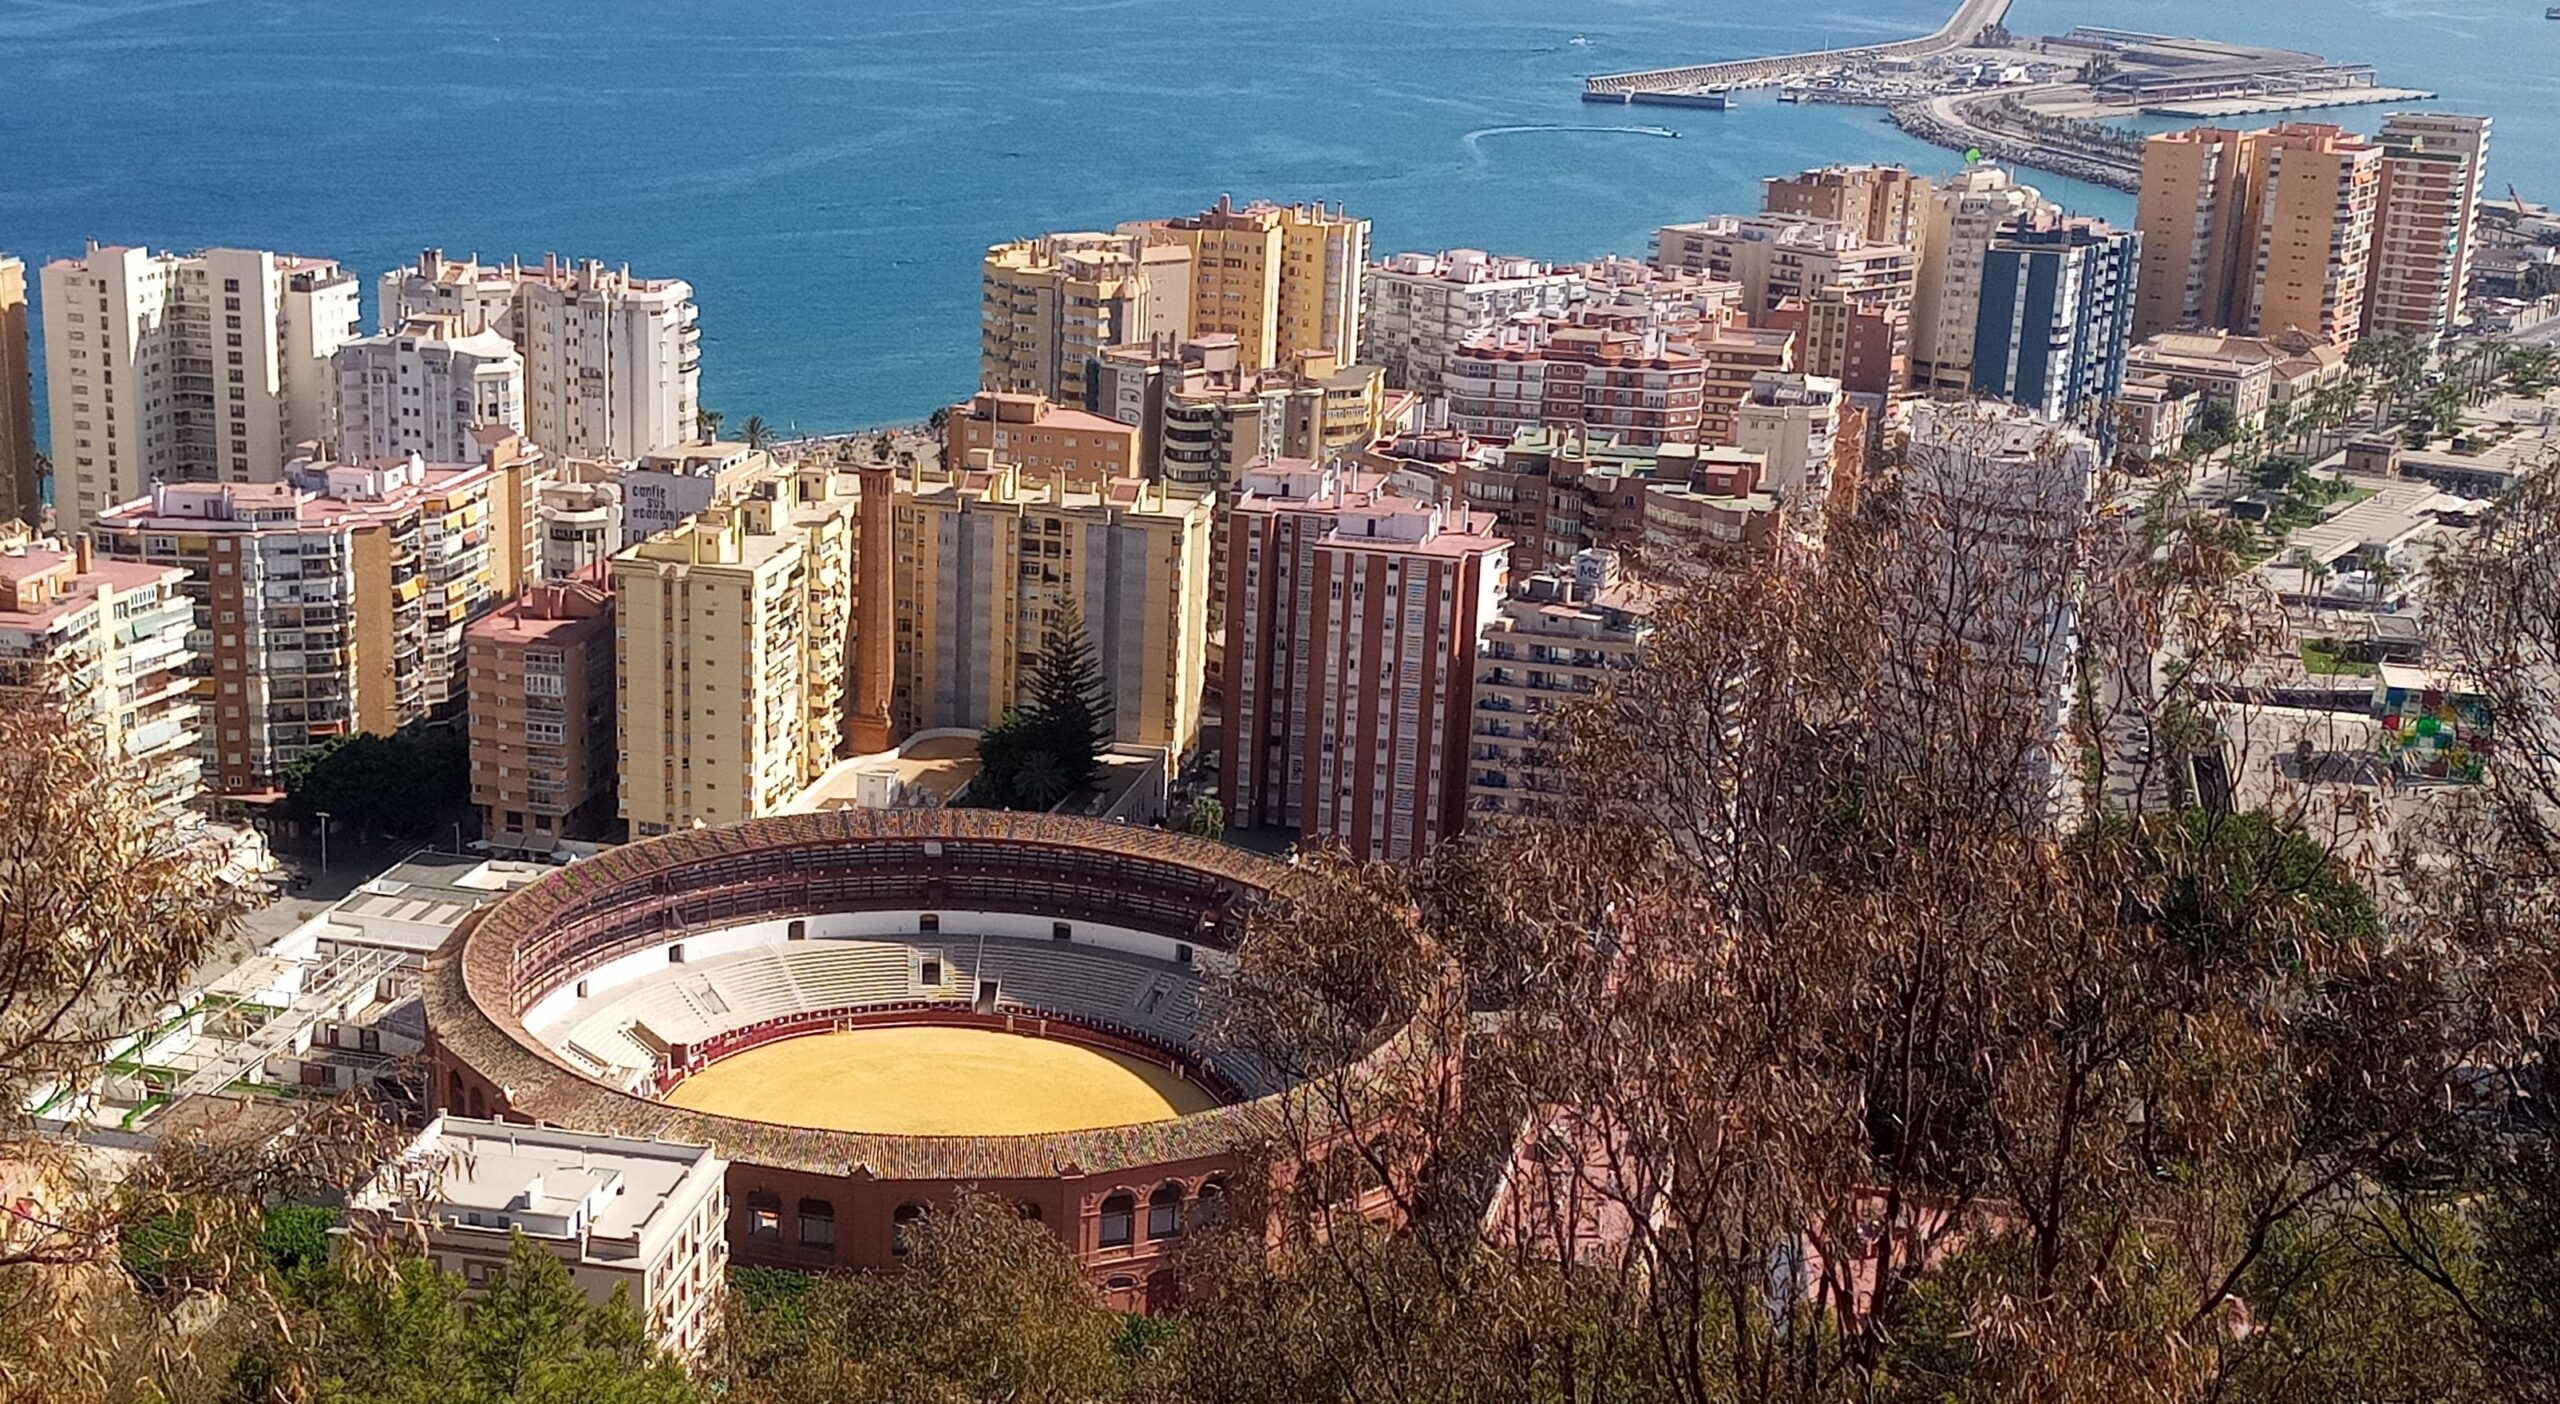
[354,1115,727,1356]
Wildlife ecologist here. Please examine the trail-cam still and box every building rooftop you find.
[361,1115,721,1256]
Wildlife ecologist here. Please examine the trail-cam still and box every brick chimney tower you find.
[846,460,897,754]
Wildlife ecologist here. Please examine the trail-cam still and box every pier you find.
[1582,0,2017,102]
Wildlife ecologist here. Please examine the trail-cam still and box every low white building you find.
[335,314,525,463]
[355,1116,728,1356]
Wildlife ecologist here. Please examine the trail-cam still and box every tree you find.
[978,599,1112,809]
[739,414,774,451]
[707,1194,1125,1404]
[1185,794,1226,839]
[284,721,469,840]
[926,404,953,435]
[0,696,397,1400]
[697,408,726,441]
[1025,598,1110,773]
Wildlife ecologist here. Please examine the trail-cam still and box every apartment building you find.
[1131,198,1368,372]
[354,1117,727,1357]
[1734,371,1845,499]
[335,313,525,462]
[2366,113,2493,341]
[894,454,1212,759]
[1452,429,1782,572]
[92,446,526,795]
[1652,214,1919,323]
[0,257,37,527]
[1094,338,1385,495]
[1887,402,2102,827]
[1447,321,1707,448]
[613,466,854,836]
[979,232,1193,405]
[1762,288,1910,396]
[468,570,616,852]
[620,441,763,548]
[1693,323,1801,446]
[1468,549,1651,819]
[1573,255,1748,338]
[1361,250,1583,397]
[1222,459,1508,860]
[2132,124,2380,342]
[943,391,1140,484]
[381,250,700,460]
[1912,166,2055,396]
[1970,219,2140,425]
[538,475,623,582]
[0,529,201,811]
[41,244,360,529]
[1764,164,1932,247]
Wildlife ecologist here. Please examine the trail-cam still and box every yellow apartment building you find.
[893,453,1210,761]
[613,465,854,836]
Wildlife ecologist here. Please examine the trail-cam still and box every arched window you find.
[1147,1183,1184,1240]
[892,1203,926,1257]
[1145,1268,1178,1314]
[446,1071,464,1114]
[1098,1192,1135,1248]
[745,1190,782,1241]
[1017,1201,1044,1222]
[1191,1177,1226,1230]
[797,1198,834,1248]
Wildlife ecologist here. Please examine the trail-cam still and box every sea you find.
[3,0,2554,438]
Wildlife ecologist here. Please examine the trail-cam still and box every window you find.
[892,1204,925,1257]
[797,1198,834,1248]
[917,913,939,933]
[1148,1184,1184,1240]
[1098,1192,1135,1248]
[1052,921,1073,941]
[669,943,685,964]
[920,958,942,986]
[788,919,807,941]
[746,1191,781,1241]
[1192,1179,1226,1229]
[1175,943,1194,966]
[1018,1201,1044,1222]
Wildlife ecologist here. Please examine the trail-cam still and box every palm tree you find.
[740,415,773,451]
[2287,547,2332,602]
[697,408,725,441]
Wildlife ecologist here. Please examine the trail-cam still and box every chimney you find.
[73,533,92,574]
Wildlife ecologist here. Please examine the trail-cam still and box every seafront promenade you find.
[1583,0,2016,100]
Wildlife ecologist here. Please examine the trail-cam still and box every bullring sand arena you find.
[661,1025,1222,1135]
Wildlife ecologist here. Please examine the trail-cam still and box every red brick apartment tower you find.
[1221,458,1508,860]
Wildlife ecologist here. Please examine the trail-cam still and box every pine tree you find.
[1022,596,1111,798]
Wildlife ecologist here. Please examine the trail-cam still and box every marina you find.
[1581,5,2436,195]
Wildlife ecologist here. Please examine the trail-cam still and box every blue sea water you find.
[0,0,2544,436]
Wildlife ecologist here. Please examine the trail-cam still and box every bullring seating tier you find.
[541,937,1269,1094]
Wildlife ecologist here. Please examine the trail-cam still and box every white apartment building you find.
[354,1116,728,1357]
[41,244,360,529]
[335,314,525,463]
[381,251,701,460]
[2367,113,2493,341]
[618,441,763,548]
[539,475,623,582]
[1467,549,1650,820]
[0,529,202,812]
[1734,371,1844,499]
[1912,167,2054,396]
[93,449,522,795]
[1361,250,1584,397]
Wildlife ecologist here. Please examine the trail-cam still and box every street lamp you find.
[453,819,464,856]
[315,810,332,875]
